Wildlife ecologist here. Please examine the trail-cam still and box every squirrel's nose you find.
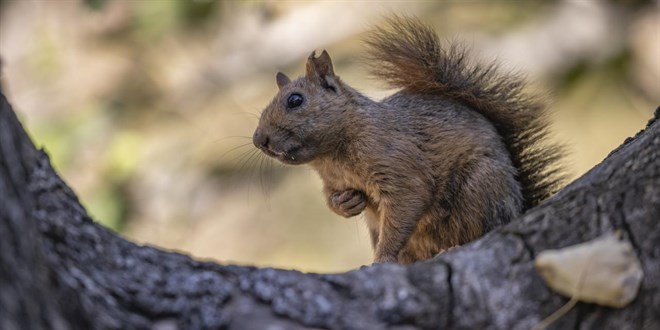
[253,129,269,149]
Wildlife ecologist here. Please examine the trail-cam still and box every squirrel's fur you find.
[365,16,564,208]
[253,16,564,264]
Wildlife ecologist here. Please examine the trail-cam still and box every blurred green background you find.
[0,0,657,273]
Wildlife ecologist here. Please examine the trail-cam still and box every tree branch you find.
[1,88,658,329]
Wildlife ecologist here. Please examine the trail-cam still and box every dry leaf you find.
[534,232,643,308]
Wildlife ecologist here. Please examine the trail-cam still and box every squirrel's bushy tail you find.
[365,16,564,208]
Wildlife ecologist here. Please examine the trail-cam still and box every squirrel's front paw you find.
[329,189,367,218]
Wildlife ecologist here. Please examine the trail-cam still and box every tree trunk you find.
[1,88,658,329]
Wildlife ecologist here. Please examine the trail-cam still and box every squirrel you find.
[252,16,564,264]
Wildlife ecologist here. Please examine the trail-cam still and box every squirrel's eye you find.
[286,93,304,109]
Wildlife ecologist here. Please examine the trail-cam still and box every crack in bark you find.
[445,263,454,329]
[615,195,641,256]
[432,260,454,329]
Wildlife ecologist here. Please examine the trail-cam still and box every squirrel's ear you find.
[306,50,338,91]
[275,72,291,90]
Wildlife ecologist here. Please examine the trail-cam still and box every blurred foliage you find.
[83,0,107,11]
[1,0,656,272]
[177,0,221,27]
[557,50,632,93]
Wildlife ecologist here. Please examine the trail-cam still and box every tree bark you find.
[1,87,658,330]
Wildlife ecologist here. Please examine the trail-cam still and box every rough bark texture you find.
[1,86,658,330]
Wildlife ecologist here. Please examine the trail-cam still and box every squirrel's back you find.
[365,16,565,209]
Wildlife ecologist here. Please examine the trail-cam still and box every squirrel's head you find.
[253,50,353,165]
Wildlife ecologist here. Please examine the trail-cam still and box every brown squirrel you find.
[252,17,563,264]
